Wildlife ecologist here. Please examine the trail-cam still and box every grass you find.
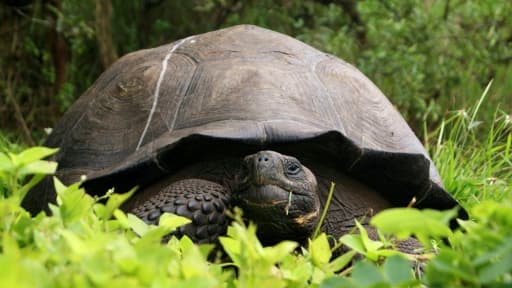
[425,83,512,208]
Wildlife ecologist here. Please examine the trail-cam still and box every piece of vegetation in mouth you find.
[285,190,293,215]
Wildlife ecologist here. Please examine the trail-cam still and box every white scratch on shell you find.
[136,36,195,150]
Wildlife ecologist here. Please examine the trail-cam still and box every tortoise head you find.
[233,150,320,244]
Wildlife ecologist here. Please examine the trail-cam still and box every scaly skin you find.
[131,150,320,244]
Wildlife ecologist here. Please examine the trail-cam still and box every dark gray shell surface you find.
[23,25,466,220]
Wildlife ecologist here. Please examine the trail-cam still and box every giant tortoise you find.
[23,25,467,247]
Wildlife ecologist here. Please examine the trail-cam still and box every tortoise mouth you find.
[233,183,320,244]
[234,184,299,206]
[232,183,318,218]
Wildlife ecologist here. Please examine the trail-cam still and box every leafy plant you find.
[425,200,512,286]
[0,146,226,288]
[0,146,57,201]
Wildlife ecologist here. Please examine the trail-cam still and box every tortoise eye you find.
[285,162,302,176]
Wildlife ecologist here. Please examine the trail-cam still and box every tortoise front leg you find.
[132,179,231,243]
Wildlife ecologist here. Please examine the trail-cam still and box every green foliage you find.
[0,141,511,287]
[354,0,512,127]
[0,145,225,287]
[428,83,512,206]
[0,146,58,201]
[337,221,400,262]
[371,208,456,247]
[426,200,512,286]
[321,256,418,288]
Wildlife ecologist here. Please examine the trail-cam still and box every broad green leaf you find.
[339,234,365,254]
[219,236,241,265]
[382,255,414,285]
[56,181,94,223]
[127,213,149,236]
[179,235,195,254]
[320,276,355,288]
[18,174,45,201]
[15,147,58,166]
[159,212,191,231]
[352,260,385,286]
[368,249,402,258]
[18,160,57,176]
[309,233,332,267]
[95,188,136,220]
[263,240,298,264]
[370,208,454,241]
[0,153,13,172]
[327,250,356,272]
[135,226,172,247]
[280,254,314,284]
[355,220,383,252]
[53,176,67,195]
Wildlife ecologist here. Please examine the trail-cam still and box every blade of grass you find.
[313,182,335,239]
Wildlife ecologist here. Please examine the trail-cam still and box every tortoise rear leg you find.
[132,179,231,243]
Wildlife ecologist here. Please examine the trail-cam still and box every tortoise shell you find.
[23,25,465,220]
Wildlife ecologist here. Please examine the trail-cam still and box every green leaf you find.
[18,174,45,201]
[95,188,136,220]
[309,233,332,267]
[126,213,149,236]
[55,181,94,223]
[320,276,355,288]
[159,213,191,231]
[355,221,383,252]
[135,226,172,247]
[113,209,130,228]
[53,177,67,194]
[339,234,365,254]
[352,261,386,287]
[15,147,58,166]
[0,152,13,172]
[382,255,414,285]
[370,208,455,244]
[179,235,195,254]
[327,250,356,272]
[263,240,298,264]
[218,236,241,265]
[18,160,58,176]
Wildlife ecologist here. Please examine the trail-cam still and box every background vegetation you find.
[0,0,511,287]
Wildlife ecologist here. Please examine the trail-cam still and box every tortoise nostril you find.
[257,156,269,162]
